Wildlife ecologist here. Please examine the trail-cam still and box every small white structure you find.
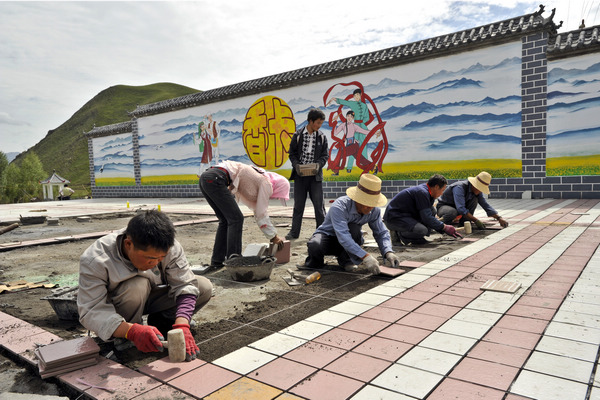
[39,170,70,201]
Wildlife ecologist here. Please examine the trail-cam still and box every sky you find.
[1,0,598,155]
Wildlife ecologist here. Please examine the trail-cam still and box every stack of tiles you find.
[35,336,100,378]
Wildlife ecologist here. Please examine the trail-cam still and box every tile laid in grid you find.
[544,321,600,345]
[366,284,406,297]
[466,341,532,368]
[523,350,594,384]
[437,319,492,339]
[324,351,391,382]
[505,304,556,320]
[306,310,355,327]
[202,377,282,400]
[414,303,461,319]
[279,320,333,340]
[419,331,478,355]
[251,357,317,390]
[495,315,550,334]
[132,385,196,399]
[535,335,598,362]
[430,293,474,308]
[427,377,506,400]
[4,331,62,364]
[482,327,541,350]
[395,311,448,331]
[449,357,519,391]
[379,297,423,312]
[168,363,241,399]
[452,308,503,325]
[338,316,390,335]
[592,386,600,400]
[350,384,416,400]
[289,370,364,400]
[360,305,408,323]
[352,335,413,362]
[282,341,347,369]
[396,288,438,302]
[329,300,374,316]
[249,332,307,356]
[376,324,431,345]
[396,346,462,375]
[313,327,370,350]
[370,363,444,399]
[552,309,600,329]
[346,292,391,306]
[511,369,589,400]
[138,357,206,382]
[213,346,277,375]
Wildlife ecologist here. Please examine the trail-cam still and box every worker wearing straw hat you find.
[301,174,400,275]
[436,171,508,229]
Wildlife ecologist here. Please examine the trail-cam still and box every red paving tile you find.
[396,312,448,331]
[451,357,520,391]
[251,357,317,390]
[482,327,541,350]
[338,316,391,335]
[352,336,412,362]
[506,304,556,321]
[435,269,473,279]
[397,288,438,302]
[313,328,370,350]
[360,305,408,322]
[168,363,240,398]
[516,295,563,309]
[137,357,206,382]
[495,315,550,334]
[4,331,62,365]
[376,324,431,345]
[427,377,506,400]
[414,303,461,319]
[289,370,364,400]
[430,293,474,308]
[467,341,532,368]
[283,342,347,369]
[324,351,391,382]
[131,385,195,399]
[443,286,481,299]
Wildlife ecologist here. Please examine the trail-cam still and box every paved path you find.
[1,198,599,399]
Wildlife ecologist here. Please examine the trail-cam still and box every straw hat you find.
[468,171,492,195]
[346,174,387,207]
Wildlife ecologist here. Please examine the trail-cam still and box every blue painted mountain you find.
[416,57,520,83]
[426,132,520,149]
[141,156,202,168]
[372,78,483,103]
[547,126,600,139]
[379,96,520,119]
[548,62,600,84]
[95,163,132,174]
[548,91,586,100]
[573,79,600,86]
[103,136,132,147]
[96,152,133,162]
[549,96,600,111]
[403,112,520,130]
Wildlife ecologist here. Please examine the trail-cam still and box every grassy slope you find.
[13,83,199,191]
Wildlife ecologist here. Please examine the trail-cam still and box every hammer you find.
[159,328,186,362]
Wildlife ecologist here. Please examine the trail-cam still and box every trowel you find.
[283,268,320,286]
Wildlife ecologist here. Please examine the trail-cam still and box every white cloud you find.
[0,0,597,154]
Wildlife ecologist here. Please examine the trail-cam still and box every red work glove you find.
[125,323,164,353]
[172,323,200,361]
[443,224,463,238]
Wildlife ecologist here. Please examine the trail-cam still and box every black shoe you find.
[147,313,175,338]
[285,233,299,240]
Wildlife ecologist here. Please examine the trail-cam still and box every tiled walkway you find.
[1,198,599,399]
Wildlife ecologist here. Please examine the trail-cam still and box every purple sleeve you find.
[175,294,197,322]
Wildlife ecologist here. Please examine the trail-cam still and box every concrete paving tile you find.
[212,346,277,375]
[350,384,415,400]
[453,308,503,325]
[396,288,438,302]
[289,370,364,400]
[435,269,473,279]
[338,316,390,335]
[168,363,240,399]
[359,305,408,323]
[3,331,62,365]
[329,301,374,316]
[279,320,333,340]
[306,310,355,327]
[467,341,532,368]
[427,378,506,400]
[553,309,600,329]
[504,394,537,400]
[419,331,478,355]
[396,311,448,331]
[414,303,461,319]
[495,315,549,334]
[438,319,492,339]
[347,292,391,306]
[449,357,519,390]
[376,324,431,345]
[544,321,600,345]
[506,304,556,320]
[0,319,48,346]
[482,327,541,349]
[202,377,282,400]
[511,370,588,400]
[397,346,461,375]
[366,284,405,297]
[275,394,305,400]
[131,385,195,399]
[430,293,474,307]
[282,341,347,369]
[590,387,600,400]
[379,297,422,312]
[517,295,563,309]
[313,327,370,350]
[324,351,391,382]
[137,357,206,382]
[251,357,317,390]
[249,332,307,356]
[443,286,482,298]
[535,335,598,362]
[371,363,444,398]
[352,336,412,362]
[523,350,594,384]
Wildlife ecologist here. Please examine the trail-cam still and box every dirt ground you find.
[0,211,492,398]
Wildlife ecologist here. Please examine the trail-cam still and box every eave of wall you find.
[547,24,600,60]
[85,121,133,139]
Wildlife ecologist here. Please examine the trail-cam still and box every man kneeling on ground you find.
[383,174,461,245]
[77,210,213,361]
[301,174,400,275]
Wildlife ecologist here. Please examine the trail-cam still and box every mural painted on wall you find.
[134,42,522,184]
[92,133,135,186]
[547,54,600,176]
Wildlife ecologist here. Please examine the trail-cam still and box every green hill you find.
[13,82,199,194]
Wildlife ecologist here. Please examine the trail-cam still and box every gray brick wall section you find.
[88,138,95,189]
[132,119,142,187]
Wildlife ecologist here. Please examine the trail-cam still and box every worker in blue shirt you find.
[300,174,400,275]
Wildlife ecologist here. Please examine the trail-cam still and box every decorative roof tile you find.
[547,25,600,58]
[40,170,70,184]
[85,121,133,138]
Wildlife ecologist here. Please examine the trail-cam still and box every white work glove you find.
[362,254,380,275]
[385,252,400,268]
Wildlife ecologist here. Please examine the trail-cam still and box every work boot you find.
[285,232,298,240]
[147,313,175,338]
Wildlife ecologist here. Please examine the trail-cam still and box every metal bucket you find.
[224,255,276,282]
[41,286,79,321]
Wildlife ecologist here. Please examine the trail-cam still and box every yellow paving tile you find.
[204,377,282,400]
[275,393,306,399]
